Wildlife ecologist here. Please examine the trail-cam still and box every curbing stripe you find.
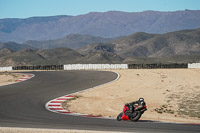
[47,104,61,106]
[45,71,120,119]
[50,101,64,103]
[16,74,35,83]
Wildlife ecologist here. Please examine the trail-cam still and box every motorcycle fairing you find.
[121,105,130,120]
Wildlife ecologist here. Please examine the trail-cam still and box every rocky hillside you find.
[24,34,112,50]
[1,28,200,66]
[0,47,123,66]
[1,10,200,43]
[79,28,200,58]
[0,42,36,51]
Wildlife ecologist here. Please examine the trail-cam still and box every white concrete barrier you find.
[64,64,128,70]
[188,63,200,69]
[0,66,13,71]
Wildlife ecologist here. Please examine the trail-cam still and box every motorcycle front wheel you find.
[117,112,123,121]
[129,111,142,122]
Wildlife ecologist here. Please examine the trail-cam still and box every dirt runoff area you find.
[63,69,200,124]
[0,72,24,86]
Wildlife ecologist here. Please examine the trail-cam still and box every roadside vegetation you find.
[154,85,200,119]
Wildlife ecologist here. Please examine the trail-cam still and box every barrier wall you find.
[188,63,200,69]
[64,64,128,70]
[0,66,13,71]
[12,65,64,70]
[1,63,200,71]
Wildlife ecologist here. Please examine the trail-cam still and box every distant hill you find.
[24,34,112,50]
[36,48,83,64]
[0,48,14,57]
[0,49,46,66]
[116,29,200,58]
[0,42,36,51]
[122,55,200,64]
[0,47,123,66]
[77,43,116,55]
[1,28,200,66]
[1,10,200,43]
[79,28,200,59]
[79,51,124,64]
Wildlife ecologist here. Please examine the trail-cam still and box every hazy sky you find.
[0,0,200,18]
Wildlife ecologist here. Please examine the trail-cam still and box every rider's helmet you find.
[139,98,145,106]
[139,98,144,102]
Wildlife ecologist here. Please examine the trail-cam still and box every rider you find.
[125,98,146,113]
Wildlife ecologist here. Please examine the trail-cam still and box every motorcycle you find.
[117,104,147,122]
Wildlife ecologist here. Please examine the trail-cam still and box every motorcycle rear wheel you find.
[117,112,123,121]
[129,111,142,122]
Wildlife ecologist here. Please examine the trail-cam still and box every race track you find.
[0,71,199,133]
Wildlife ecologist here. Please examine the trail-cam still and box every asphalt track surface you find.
[0,71,199,133]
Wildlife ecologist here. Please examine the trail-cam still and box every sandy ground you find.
[64,69,200,124]
[0,72,24,86]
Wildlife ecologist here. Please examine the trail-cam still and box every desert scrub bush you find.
[61,95,82,109]
[67,95,81,101]
[10,73,18,78]
[178,93,200,118]
[0,72,9,76]
[154,104,174,114]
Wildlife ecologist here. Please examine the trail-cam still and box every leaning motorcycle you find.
[117,104,147,122]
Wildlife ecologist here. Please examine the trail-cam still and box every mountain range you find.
[1,10,200,43]
[24,34,113,50]
[0,28,200,66]
[79,28,200,58]
[0,47,124,66]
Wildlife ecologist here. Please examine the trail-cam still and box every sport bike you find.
[117,104,147,122]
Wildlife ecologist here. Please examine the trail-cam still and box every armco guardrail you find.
[64,64,128,70]
[0,66,13,71]
[188,63,200,69]
[128,63,188,69]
